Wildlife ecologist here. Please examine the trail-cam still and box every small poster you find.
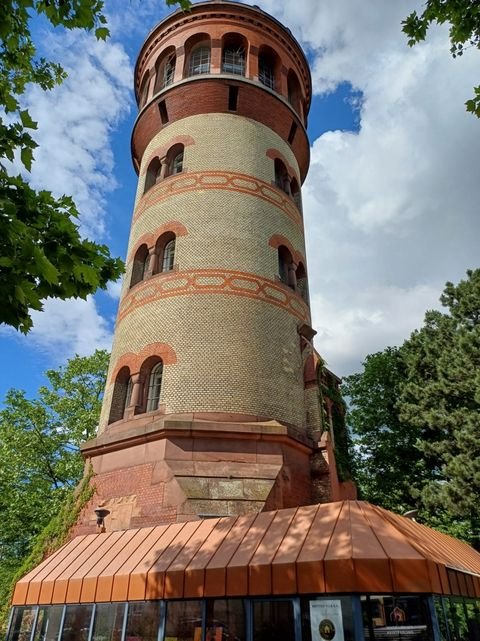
[310,599,345,641]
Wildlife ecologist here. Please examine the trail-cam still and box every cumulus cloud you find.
[261,0,480,375]
[23,29,132,238]
[30,297,113,357]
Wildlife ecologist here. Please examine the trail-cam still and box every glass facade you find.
[7,595,480,641]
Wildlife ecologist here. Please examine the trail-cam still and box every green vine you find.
[317,363,355,482]
[0,468,95,635]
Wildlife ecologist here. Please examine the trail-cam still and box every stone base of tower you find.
[72,416,352,535]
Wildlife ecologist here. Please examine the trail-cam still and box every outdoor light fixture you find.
[94,507,110,533]
[403,509,419,521]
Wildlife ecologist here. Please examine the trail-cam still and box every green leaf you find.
[94,27,109,41]
[19,110,37,130]
[20,146,34,171]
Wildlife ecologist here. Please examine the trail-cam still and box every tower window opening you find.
[287,69,302,115]
[154,232,176,275]
[278,245,294,289]
[130,244,150,288]
[274,158,290,195]
[162,239,176,272]
[163,53,176,88]
[290,177,302,213]
[144,157,162,193]
[288,121,297,144]
[159,100,169,124]
[171,151,183,174]
[124,376,133,413]
[189,44,210,76]
[222,45,245,76]
[108,367,131,424]
[146,361,163,412]
[296,262,308,302]
[228,86,239,111]
[259,54,274,89]
[139,72,150,107]
[166,143,184,177]
[154,49,176,94]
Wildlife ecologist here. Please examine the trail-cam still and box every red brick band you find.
[134,170,303,227]
[118,268,310,324]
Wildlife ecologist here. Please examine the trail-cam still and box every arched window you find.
[296,262,308,302]
[155,49,176,93]
[222,34,246,76]
[274,159,290,194]
[146,361,163,411]
[166,143,184,177]
[144,157,162,193]
[154,232,176,274]
[189,42,211,76]
[278,245,294,288]
[130,244,149,288]
[139,71,150,108]
[258,46,279,90]
[287,69,302,114]
[290,177,302,212]
[108,367,131,424]
[162,239,175,272]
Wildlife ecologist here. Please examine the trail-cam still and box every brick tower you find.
[78,1,353,533]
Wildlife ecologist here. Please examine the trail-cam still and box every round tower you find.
[79,1,336,531]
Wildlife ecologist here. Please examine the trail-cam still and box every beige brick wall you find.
[100,113,314,433]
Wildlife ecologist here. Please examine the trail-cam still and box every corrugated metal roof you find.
[12,501,480,605]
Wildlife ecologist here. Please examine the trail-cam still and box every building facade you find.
[73,0,354,534]
[8,4,480,641]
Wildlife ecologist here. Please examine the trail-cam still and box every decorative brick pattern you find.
[118,268,310,324]
[134,169,302,226]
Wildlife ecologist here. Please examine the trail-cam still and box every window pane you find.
[222,47,245,76]
[206,599,246,641]
[162,240,175,272]
[34,606,64,641]
[433,597,449,641]
[361,595,433,641]
[171,153,183,175]
[7,607,37,641]
[60,605,93,641]
[165,600,202,641]
[147,362,163,411]
[125,601,161,641]
[189,47,210,75]
[253,600,295,641]
[92,603,125,641]
[164,55,176,87]
[259,57,274,89]
[464,600,480,641]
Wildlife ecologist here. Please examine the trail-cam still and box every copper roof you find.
[12,501,480,605]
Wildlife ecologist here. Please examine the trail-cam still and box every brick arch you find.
[110,342,177,382]
[268,234,305,267]
[142,135,196,175]
[266,148,298,181]
[128,222,188,263]
[303,354,317,389]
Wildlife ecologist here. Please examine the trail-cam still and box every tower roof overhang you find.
[12,501,480,606]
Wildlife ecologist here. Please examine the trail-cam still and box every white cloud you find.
[23,29,133,239]
[106,277,123,299]
[260,0,480,375]
[28,297,114,359]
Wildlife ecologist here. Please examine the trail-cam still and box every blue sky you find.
[1,0,479,403]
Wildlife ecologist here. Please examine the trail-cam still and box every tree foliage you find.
[0,350,109,610]
[0,0,190,333]
[345,270,480,546]
[402,0,480,117]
